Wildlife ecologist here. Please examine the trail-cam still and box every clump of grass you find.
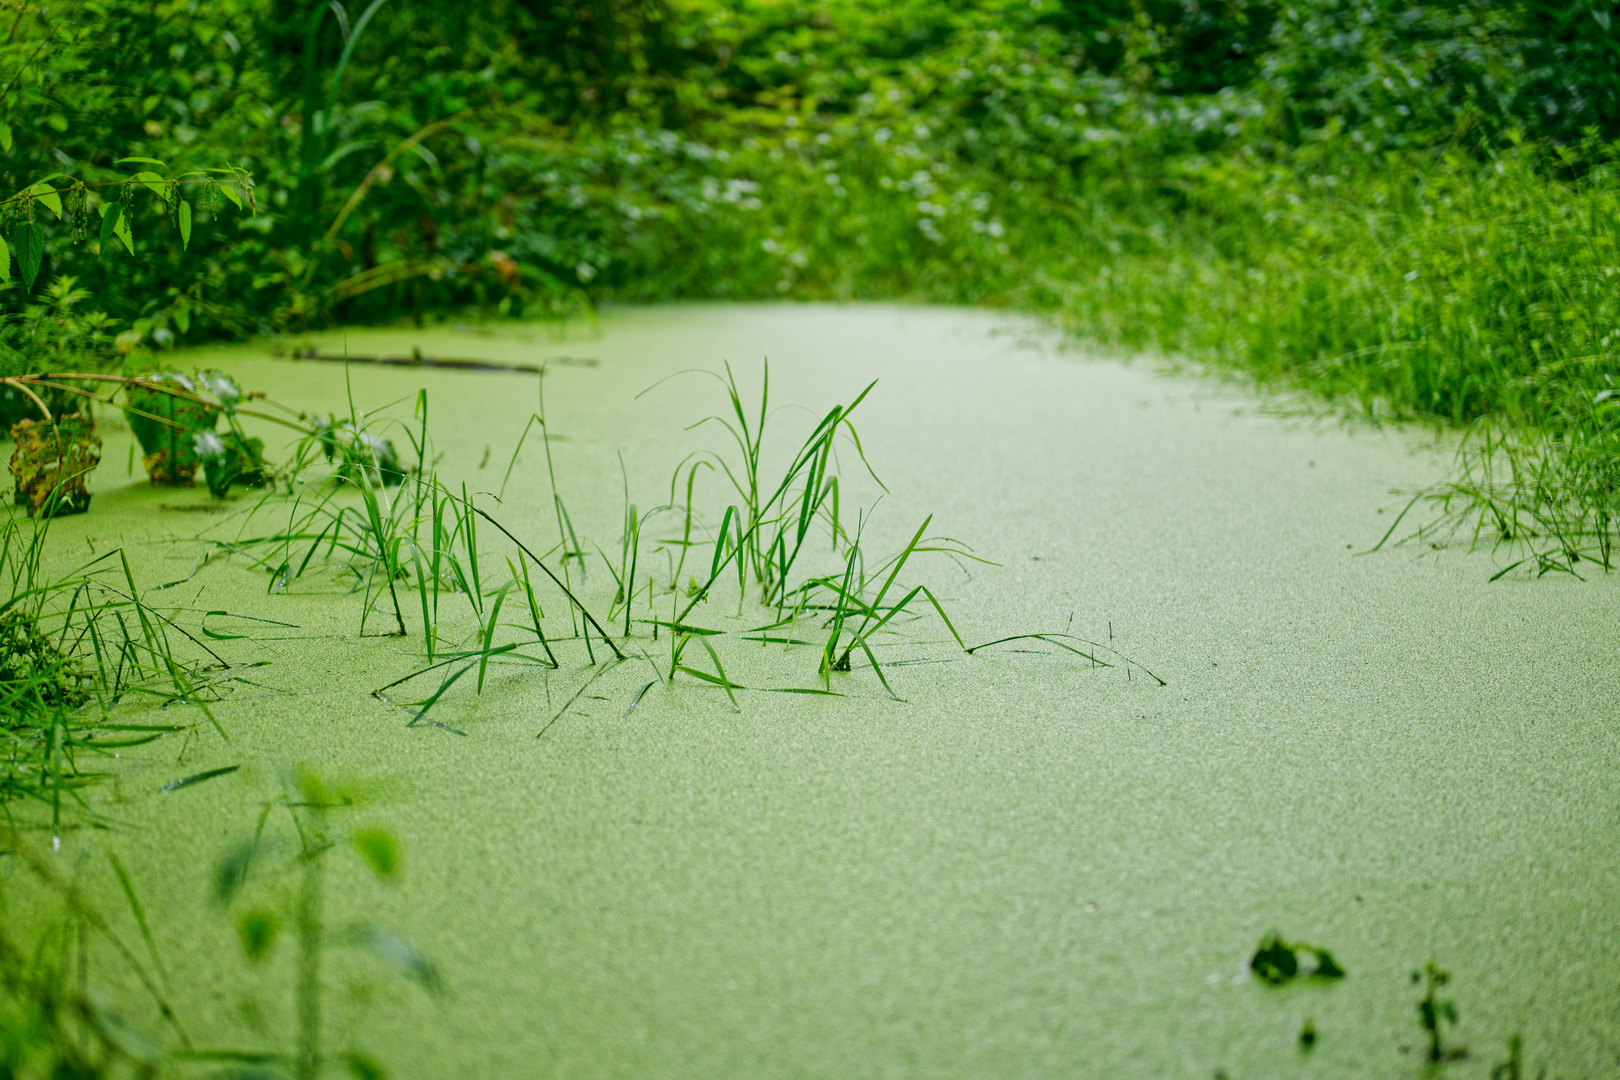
[644,360,879,610]
[1372,414,1616,578]
[638,364,1160,702]
[176,372,622,725]
[638,364,982,699]
[1,507,229,838]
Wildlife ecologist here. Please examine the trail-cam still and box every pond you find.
[8,303,1619,1079]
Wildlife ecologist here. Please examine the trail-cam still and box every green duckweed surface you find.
[10,304,1620,1079]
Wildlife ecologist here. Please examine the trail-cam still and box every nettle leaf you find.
[178,200,192,250]
[98,203,122,253]
[0,234,10,286]
[129,170,167,194]
[15,223,43,291]
[0,121,11,152]
[113,207,134,254]
[29,181,63,219]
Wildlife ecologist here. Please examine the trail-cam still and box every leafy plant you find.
[2,162,254,294]
[0,509,228,835]
[1413,959,1468,1063]
[123,371,222,486]
[1249,932,1347,986]
[7,412,100,517]
[210,767,439,1080]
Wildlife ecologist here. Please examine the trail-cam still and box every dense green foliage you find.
[3,0,1617,561]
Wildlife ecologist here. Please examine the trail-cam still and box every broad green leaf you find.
[15,223,43,291]
[0,121,10,152]
[353,828,399,879]
[116,157,168,167]
[0,234,9,285]
[113,207,134,254]
[98,202,122,252]
[100,202,134,255]
[129,170,166,191]
[236,910,280,961]
[29,182,62,219]
[219,182,243,210]
[178,200,192,250]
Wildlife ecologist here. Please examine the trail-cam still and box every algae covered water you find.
[10,305,1619,1078]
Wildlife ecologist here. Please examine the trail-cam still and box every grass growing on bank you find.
[0,509,227,841]
[1022,140,1620,574]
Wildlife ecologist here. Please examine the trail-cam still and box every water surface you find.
[14,304,1620,1079]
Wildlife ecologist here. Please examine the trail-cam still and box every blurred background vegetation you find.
[3,0,1617,560]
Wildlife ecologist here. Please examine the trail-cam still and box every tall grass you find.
[1,508,227,839]
[1019,140,1619,570]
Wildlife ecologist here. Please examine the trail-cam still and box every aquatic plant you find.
[7,413,100,518]
[638,363,988,700]
[209,767,438,1080]
[1249,932,1346,986]
[123,371,221,486]
[326,362,1163,722]
[1413,959,1467,1064]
